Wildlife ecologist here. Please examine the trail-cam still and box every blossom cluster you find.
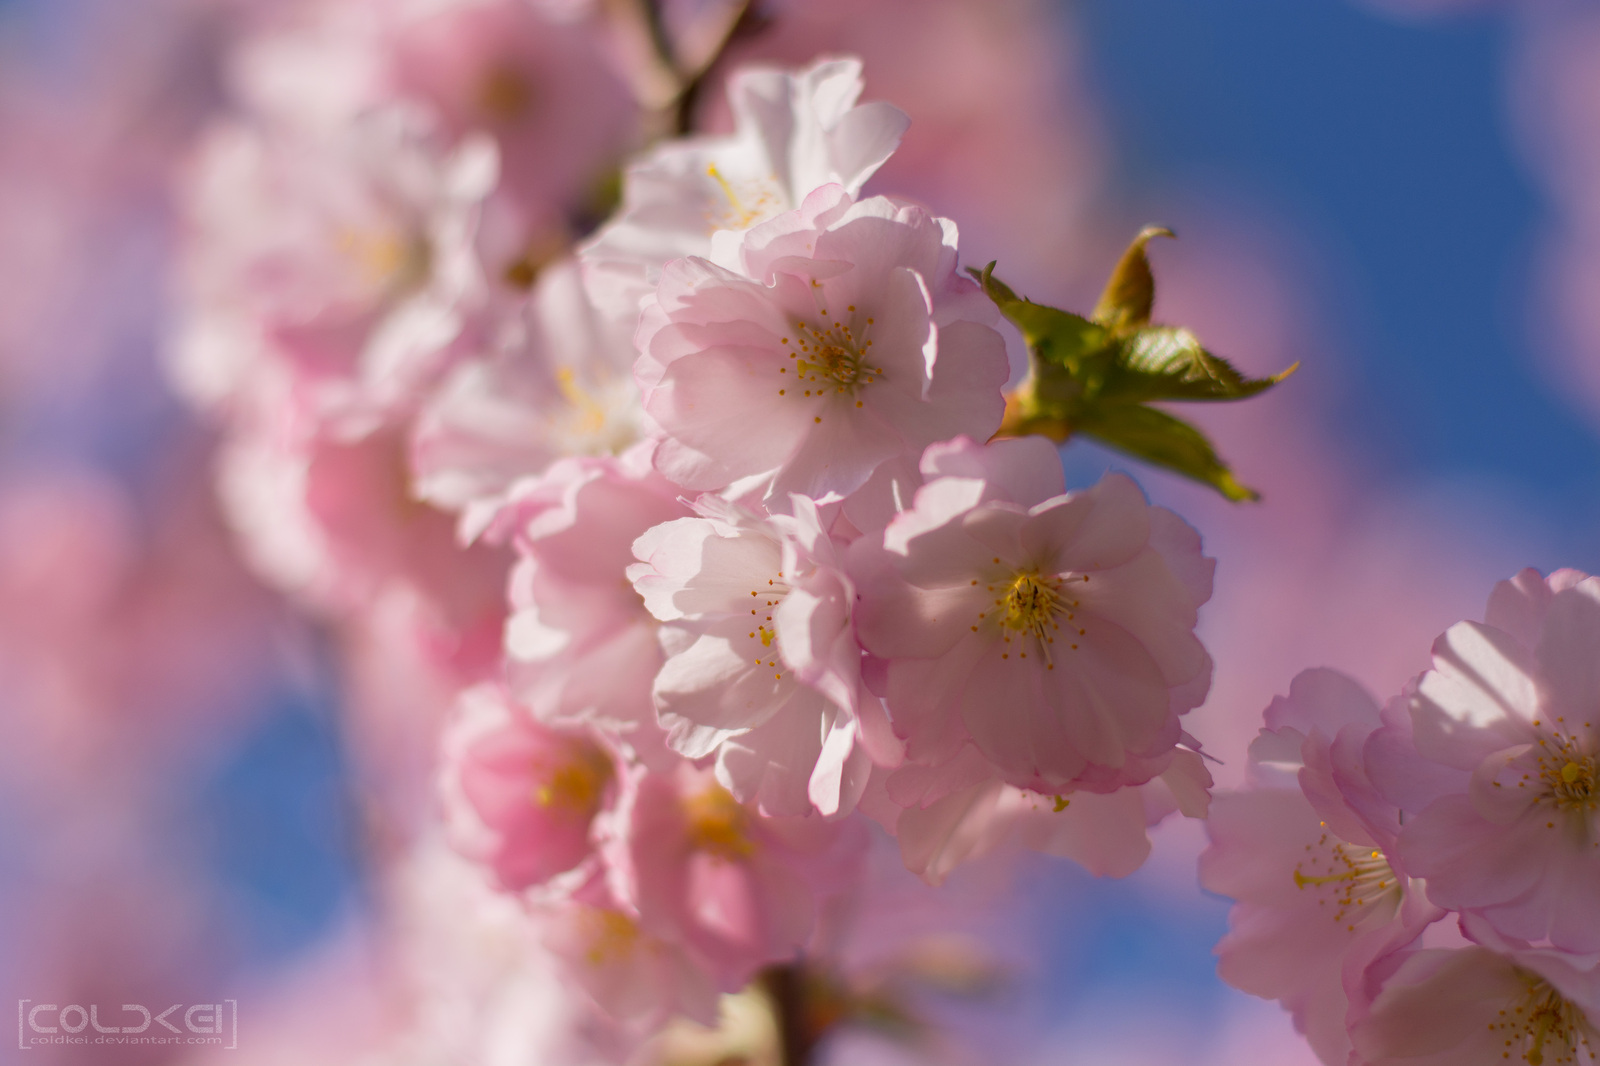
[167,0,1220,1052]
[1203,569,1600,1066]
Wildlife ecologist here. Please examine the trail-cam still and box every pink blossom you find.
[1368,569,1600,954]
[608,764,867,992]
[218,420,509,675]
[383,842,654,1063]
[634,186,1008,506]
[872,744,1212,885]
[440,684,618,894]
[490,441,688,753]
[851,435,1214,796]
[0,459,282,787]
[225,0,635,291]
[540,873,722,1030]
[384,0,636,242]
[171,105,497,431]
[704,0,1109,317]
[1200,669,1443,1066]
[1349,941,1600,1066]
[628,494,885,817]
[582,55,909,322]
[411,257,643,523]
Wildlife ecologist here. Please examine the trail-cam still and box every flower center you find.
[684,785,756,862]
[781,305,883,401]
[744,571,789,681]
[973,567,1090,666]
[550,367,638,456]
[1292,831,1401,933]
[706,163,782,230]
[477,66,534,122]
[575,905,639,967]
[532,742,612,813]
[1002,571,1062,640]
[1536,732,1599,812]
[1496,973,1596,1065]
[336,225,431,295]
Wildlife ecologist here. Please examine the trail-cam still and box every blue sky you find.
[1079,0,1598,519]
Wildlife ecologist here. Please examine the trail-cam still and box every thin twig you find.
[621,0,764,136]
[669,0,763,135]
[759,964,814,1066]
[638,0,679,79]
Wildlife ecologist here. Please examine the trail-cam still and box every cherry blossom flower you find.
[581,55,909,324]
[489,441,688,753]
[635,186,1008,506]
[851,435,1214,796]
[1350,941,1600,1066]
[705,0,1107,312]
[440,684,618,894]
[217,416,509,668]
[171,105,498,431]
[607,764,868,993]
[540,872,723,1030]
[628,494,886,816]
[411,257,643,523]
[868,743,1212,885]
[384,841,654,1064]
[1368,568,1600,955]
[384,0,637,245]
[229,0,635,289]
[1201,669,1444,1066]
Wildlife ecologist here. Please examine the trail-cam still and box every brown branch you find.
[669,0,766,135]
[615,0,767,136]
[759,964,815,1066]
[638,0,679,80]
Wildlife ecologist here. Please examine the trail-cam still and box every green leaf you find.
[969,263,1108,373]
[1091,225,1173,333]
[1077,403,1259,502]
[971,237,1292,503]
[1103,326,1299,403]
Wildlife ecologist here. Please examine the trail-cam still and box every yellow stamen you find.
[554,367,609,435]
[685,785,756,861]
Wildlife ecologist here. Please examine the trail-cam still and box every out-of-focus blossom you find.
[636,186,1008,508]
[172,106,498,430]
[375,841,645,1065]
[0,457,288,780]
[1350,941,1600,1066]
[490,440,687,751]
[227,0,636,263]
[384,0,637,245]
[1513,9,1600,430]
[216,419,510,675]
[441,683,617,894]
[871,744,1211,885]
[610,764,867,993]
[540,872,722,1032]
[1367,568,1600,955]
[411,257,643,523]
[1201,669,1443,1066]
